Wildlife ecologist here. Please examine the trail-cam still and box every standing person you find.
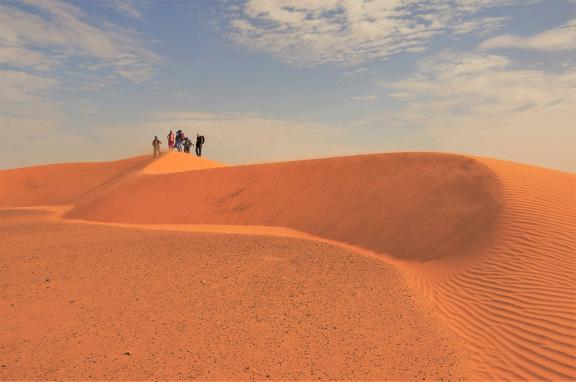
[152,136,162,158]
[175,130,183,152]
[195,133,205,157]
[183,137,193,154]
[167,130,175,150]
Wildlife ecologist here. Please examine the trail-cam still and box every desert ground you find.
[1,152,574,381]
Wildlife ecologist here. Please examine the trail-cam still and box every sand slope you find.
[0,155,151,207]
[65,153,502,262]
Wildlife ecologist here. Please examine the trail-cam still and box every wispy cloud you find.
[348,95,377,102]
[0,0,158,165]
[104,0,144,20]
[381,51,576,169]
[223,0,534,66]
[452,16,510,36]
[0,69,61,118]
[480,18,576,51]
[0,0,158,80]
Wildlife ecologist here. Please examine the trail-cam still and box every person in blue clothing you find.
[175,130,184,152]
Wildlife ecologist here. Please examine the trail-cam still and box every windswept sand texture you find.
[402,158,576,381]
[1,151,575,380]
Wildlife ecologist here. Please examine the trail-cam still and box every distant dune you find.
[0,155,151,207]
[1,151,574,381]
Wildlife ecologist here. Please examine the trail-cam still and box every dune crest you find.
[141,152,223,174]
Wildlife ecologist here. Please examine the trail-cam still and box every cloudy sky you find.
[1,0,574,171]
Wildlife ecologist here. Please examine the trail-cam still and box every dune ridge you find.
[64,152,502,262]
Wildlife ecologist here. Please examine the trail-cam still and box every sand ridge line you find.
[2,205,406,270]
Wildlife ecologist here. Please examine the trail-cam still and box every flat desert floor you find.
[1,152,574,381]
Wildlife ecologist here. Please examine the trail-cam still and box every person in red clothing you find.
[167,130,175,150]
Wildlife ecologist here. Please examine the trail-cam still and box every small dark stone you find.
[124,352,131,356]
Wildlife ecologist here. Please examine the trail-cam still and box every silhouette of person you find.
[183,137,193,154]
[195,134,205,157]
[152,136,162,158]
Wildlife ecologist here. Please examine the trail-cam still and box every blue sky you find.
[1,0,575,171]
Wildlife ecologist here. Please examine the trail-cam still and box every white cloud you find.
[0,0,159,169]
[452,16,510,36]
[348,95,377,102]
[105,0,143,19]
[0,0,158,81]
[382,51,576,170]
[224,0,534,66]
[480,18,576,51]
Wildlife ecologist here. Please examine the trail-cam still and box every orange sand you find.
[1,151,574,380]
[142,152,222,174]
[0,155,151,207]
[0,209,466,380]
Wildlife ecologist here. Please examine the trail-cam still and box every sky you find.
[0,0,575,171]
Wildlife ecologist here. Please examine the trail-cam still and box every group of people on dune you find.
[152,130,206,158]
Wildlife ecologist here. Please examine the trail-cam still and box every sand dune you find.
[65,152,502,262]
[1,151,574,380]
[0,155,151,207]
